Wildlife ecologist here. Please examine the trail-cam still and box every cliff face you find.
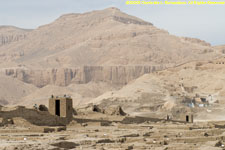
[0,34,27,46]
[0,26,31,46]
[3,65,164,87]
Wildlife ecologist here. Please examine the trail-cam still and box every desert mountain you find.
[0,7,224,107]
[0,7,220,68]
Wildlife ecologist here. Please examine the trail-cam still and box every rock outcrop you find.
[181,37,211,47]
[0,34,27,46]
[3,65,164,87]
[0,26,30,46]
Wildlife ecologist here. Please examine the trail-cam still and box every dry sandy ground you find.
[1,112,225,150]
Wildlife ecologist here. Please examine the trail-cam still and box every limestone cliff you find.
[3,65,165,87]
[0,26,30,46]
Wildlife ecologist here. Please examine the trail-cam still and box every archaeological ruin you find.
[49,95,73,121]
[184,113,194,123]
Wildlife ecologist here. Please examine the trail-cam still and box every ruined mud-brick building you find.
[184,113,194,123]
[49,95,73,121]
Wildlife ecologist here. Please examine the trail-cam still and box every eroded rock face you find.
[0,34,27,46]
[0,26,30,46]
[3,65,164,87]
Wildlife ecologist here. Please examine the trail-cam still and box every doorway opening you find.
[55,100,60,116]
[186,115,189,122]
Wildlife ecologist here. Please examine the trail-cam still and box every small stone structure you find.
[49,95,73,121]
[184,114,194,123]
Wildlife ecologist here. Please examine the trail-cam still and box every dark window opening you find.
[55,100,60,116]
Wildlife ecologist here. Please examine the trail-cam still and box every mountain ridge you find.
[0,7,224,107]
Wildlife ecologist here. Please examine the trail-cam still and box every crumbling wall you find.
[76,104,127,116]
[0,106,68,126]
[103,106,126,116]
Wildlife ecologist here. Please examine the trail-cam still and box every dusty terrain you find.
[1,106,225,150]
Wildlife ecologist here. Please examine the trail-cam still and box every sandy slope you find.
[17,82,119,107]
[0,73,37,105]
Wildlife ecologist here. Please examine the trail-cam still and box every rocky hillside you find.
[0,26,31,46]
[0,7,223,106]
[91,58,225,119]
[0,7,220,68]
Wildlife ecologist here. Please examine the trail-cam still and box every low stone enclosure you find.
[0,106,67,126]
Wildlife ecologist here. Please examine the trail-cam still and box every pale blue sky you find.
[0,0,224,45]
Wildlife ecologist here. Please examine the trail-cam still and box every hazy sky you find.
[0,0,224,45]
